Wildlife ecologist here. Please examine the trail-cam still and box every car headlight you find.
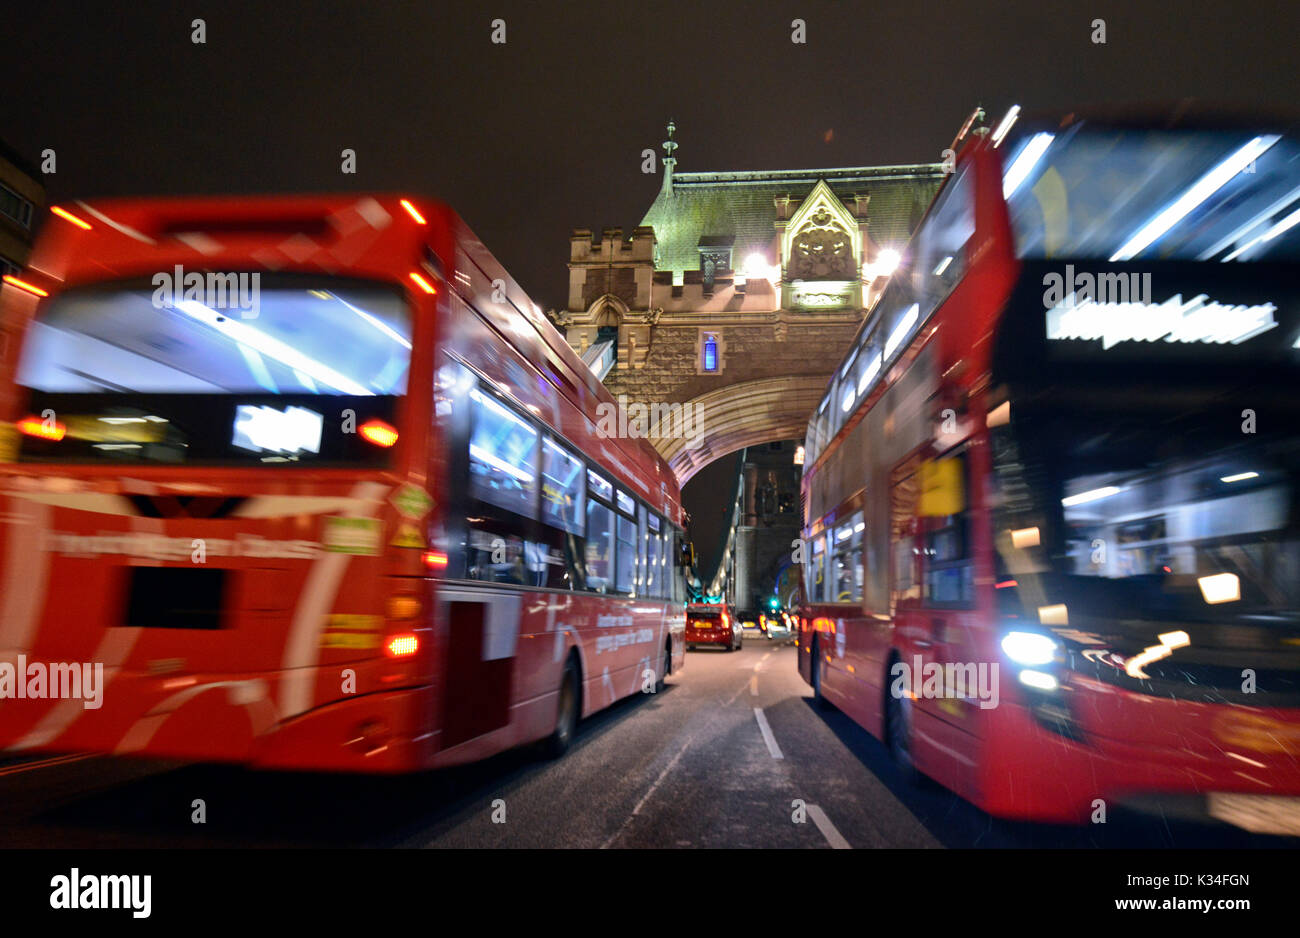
[1000,630,1059,667]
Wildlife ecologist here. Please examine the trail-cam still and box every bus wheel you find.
[811,639,829,710]
[656,644,670,693]
[543,657,581,759]
[885,659,923,786]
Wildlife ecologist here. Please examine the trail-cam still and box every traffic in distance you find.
[796,106,1300,823]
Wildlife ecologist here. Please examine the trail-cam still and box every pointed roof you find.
[640,163,946,275]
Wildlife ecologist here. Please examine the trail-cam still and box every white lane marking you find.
[750,675,759,696]
[807,804,851,849]
[602,734,693,849]
[753,707,783,759]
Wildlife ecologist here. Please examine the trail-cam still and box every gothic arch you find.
[651,375,826,486]
[587,293,629,328]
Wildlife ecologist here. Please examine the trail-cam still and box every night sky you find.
[4,0,1299,312]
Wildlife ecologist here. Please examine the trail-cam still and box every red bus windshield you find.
[14,275,411,466]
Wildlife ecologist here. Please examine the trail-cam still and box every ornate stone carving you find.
[788,206,854,280]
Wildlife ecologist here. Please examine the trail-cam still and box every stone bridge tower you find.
[552,123,945,486]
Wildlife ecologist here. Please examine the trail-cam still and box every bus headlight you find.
[1000,630,1059,667]
[1018,669,1059,691]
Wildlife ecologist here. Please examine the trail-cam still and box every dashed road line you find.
[753,707,784,759]
[807,804,851,848]
[601,734,694,848]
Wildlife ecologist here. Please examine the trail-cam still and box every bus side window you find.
[913,165,974,318]
[809,532,826,603]
[921,454,974,608]
[614,510,636,594]
[672,529,687,603]
[832,512,864,603]
[891,469,921,603]
[468,389,538,519]
[645,511,662,598]
[465,390,544,587]
[586,499,615,593]
[536,436,586,590]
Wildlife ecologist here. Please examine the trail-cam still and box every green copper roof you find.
[639,165,946,275]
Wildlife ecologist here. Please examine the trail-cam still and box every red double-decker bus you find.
[798,107,1300,824]
[0,194,687,771]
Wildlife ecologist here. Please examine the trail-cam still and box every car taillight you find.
[16,415,65,441]
[385,633,419,658]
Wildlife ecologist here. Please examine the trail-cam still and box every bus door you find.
[914,446,983,794]
[889,457,943,737]
[435,587,520,749]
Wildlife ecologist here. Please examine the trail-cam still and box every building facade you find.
[553,123,945,485]
[0,140,45,277]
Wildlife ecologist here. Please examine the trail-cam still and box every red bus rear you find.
[797,108,1300,824]
[0,194,687,771]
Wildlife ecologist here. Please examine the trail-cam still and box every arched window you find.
[702,334,719,372]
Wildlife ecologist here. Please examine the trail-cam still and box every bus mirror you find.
[918,458,965,517]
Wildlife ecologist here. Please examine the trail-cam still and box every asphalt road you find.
[0,633,1296,848]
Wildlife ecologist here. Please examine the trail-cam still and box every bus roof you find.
[10,193,684,521]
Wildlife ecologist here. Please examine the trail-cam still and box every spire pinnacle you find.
[661,120,678,194]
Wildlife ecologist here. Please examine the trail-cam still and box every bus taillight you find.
[422,550,448,570]
[50,206,93,230]
[408,271,437,295]
[385,633,419,658]
[399,199,427,225]
[2,275,49,298]
[385,595,421,620]
[359,419,399,447]
[16,415,65,441]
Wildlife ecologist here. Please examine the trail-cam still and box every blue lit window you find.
[702,334,718,372]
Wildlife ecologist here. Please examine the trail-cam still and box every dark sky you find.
[4,0,1300,311]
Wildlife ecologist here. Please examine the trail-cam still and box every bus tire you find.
[656,643,670,693]
[884,655,924,786]
[542,656,581,759]
[811,638,830,710]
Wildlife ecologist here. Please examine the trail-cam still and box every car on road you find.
[762,611,795,642]
[686,602,742,651]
